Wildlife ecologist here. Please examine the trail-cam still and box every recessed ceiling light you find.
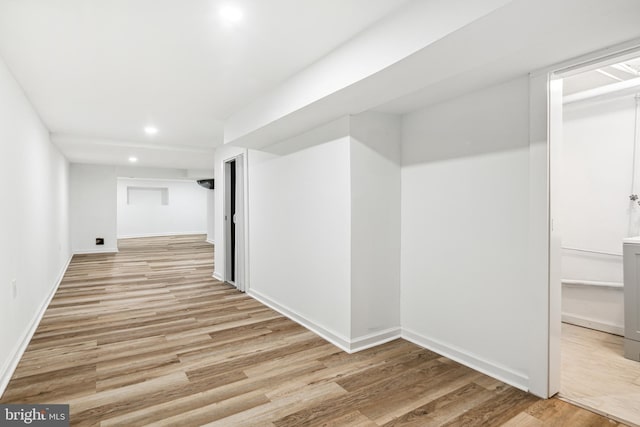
[219,5,243,24]
[144,126,158,135]
[128,156,138,163]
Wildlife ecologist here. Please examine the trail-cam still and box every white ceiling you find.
[3,0,640,170]
[217,0,640,151]
[373,1,640,115]
[0,0,410,169]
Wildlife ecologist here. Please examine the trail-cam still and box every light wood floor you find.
[0,235,626,426]
[561,322,640,426]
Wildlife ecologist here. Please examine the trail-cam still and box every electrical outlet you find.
[11,279,17,299]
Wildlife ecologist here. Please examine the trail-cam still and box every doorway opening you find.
[224,155,246,292]
[549,49,640,424]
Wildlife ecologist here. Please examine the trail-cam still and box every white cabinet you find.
[624,237,640,361]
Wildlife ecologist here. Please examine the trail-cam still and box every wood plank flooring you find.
[0,235,626,426]
[561,322,640,426]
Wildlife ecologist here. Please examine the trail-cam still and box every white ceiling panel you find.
[0,0,410,167]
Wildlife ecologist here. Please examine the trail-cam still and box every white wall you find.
[248,138,353,345]
[117,178,207,238]
[559,95,638,334]
[562,284,624,335]
[70,163,118,253]
[0,54,71,395]
[241,113,402,350]
[401,77,532,390]
[562,96,638,280]
[350,112,401,342]
[70,166,212,252]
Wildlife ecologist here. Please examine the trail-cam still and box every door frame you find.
[223,153,248,292]
[531,38,640,398]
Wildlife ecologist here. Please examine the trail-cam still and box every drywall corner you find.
[70,164,118,254]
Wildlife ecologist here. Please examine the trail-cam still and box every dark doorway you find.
[229,160,236,282]
[224,155,244,291]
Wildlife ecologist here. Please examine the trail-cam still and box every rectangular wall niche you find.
[127,186,169,206]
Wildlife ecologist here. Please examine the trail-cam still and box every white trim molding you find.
[0,254,73,398]
[73,248,119,255]
[248,289,351,352]
[350,328,402,353]
[401,327,529,393]
[118,231,207,239]
[562,314,624,337]
[248,289,401,353]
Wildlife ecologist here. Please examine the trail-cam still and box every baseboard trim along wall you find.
[349,328,402,353]
[562,313,624,336]
[248,289,402,353]
[206,239,215,245]
[73,248,119,255]
[561,282,623,335]
[118,231,207,239]
[248,289,352,352]
[212,272,224,281]
[0,254,73,398]
[401,327,529,393]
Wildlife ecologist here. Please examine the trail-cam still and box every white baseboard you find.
[212,271,224,281]
[562,313,624,336]
[248,289,351,352]
[73,247,118,255]
[0,254,73,398]
[350,327,402,352]
[401,327,529,393]
[206,239,215,245]
[118,231,206,239]
[247,289,401,353]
